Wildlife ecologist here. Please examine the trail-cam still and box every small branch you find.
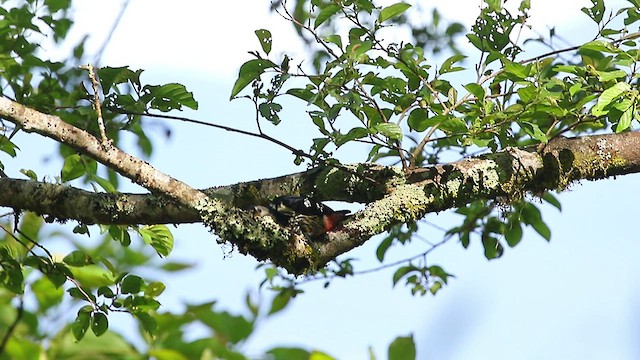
[80,64,110,146]
[0,96,210,209]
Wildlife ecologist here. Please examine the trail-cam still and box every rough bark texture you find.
[2,95,640,273]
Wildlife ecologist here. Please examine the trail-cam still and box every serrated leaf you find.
[255,29,272,54]
[230,59,277,98]
[378,3,411,23]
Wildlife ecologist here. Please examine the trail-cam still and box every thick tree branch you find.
[1,124,639,272]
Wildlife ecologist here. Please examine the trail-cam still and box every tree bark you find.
[2,95,640,272]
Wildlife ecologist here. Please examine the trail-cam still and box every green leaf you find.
[121,275,143,294]
[71,309,91,341]
[61,154,85,182]
[598,69,627,82]
[482,234,504,259]
[139,225,174,257]
[591,82,631,116]
[63,250,93,267]
[521,122,548,143]
[407,108,438,132]
[89,174,117,193]
[374,123,403,140]
[580,40,619,53]
[255,29,272,54]
[20,169,37,180]
[336,127,369,146]
[145,281,166,297]
[0,135,18,157]
[615,106,634,132]
[97,286,115,298]
[32,277,64,312]
[392,265,417,286]
[315,4,340,28]
[376,236,394,262]
[388,335,416,360]
[378,3,411,23]
[68,265,116,288]
[143,83,198,111]
[521,203,551,241]
[199,310,254,344]
[98,66,142,94]
[503,61,531,79]
[439,54,466,74]
[134,311,158,336]
[91,312,109,337]
[267,348,310,360]
[542,192,562,211]
[230,59,277,98]
[269,288,293,315]
[160,262,194,272]
[504,222,523,247]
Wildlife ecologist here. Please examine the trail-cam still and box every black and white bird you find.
[252,196,351,240]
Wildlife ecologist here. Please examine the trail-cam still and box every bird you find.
[251,196,351,240]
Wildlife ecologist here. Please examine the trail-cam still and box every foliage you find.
[0,0,639,358]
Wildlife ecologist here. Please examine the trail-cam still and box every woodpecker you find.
[252,196,350,240]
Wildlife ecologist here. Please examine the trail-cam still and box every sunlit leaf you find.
[388,334,416,360]
[255,29,272,54]
[230,59,277,98]
[379,3,411,23]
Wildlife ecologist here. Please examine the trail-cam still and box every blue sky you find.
[23,0,640,358]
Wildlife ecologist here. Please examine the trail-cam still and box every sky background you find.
[17,0,640,359]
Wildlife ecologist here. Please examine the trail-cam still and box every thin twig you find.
[80,64,110,145]
[133,111,381,185]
